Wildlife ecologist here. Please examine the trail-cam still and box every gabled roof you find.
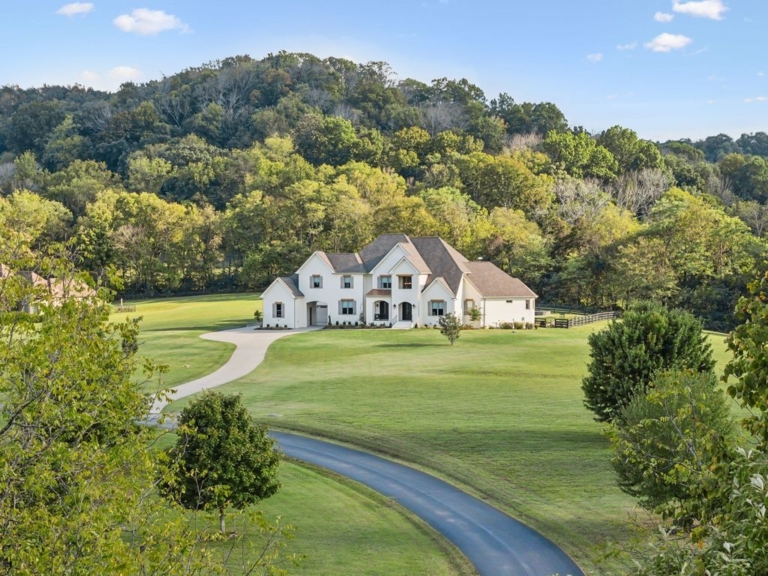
[411,237,470,295]
[422,276,456,297]
[265,275,304,299]
[465,262,538,299]
[358,234,411,271]
[398,242,431,274]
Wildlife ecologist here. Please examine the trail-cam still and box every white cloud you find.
[616,42,637,51]
[644,33,693,52]
[759,72,766,77]
[708,99,716,104]
[109,66,142,81]
[745,96,768,103]
[57,2,94,16]
[113,9,190,36]
[80,70,100,83]
[654,12,675,22]
[672,0,728,21]
[606,94,618,100]
[587,53,604,63]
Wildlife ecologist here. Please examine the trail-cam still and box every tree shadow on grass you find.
[143,319,252,334]
[376,343,446,348]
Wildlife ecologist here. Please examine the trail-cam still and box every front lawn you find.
[111,293,262,390]
[168,325,731,575]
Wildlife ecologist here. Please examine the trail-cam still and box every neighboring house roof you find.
[278,275,304,298]
[324,252,366,274]
[366,288,392,298]
[465,262,538,298]
[411,237,470,296]
[358,234,411,271]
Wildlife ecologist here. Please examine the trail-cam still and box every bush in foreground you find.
[582,302,715,423]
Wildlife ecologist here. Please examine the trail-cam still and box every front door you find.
[401,302,413,321]
[377,301,389,321]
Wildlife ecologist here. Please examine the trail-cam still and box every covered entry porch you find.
[365,289,392,326]
[307,301,328,327]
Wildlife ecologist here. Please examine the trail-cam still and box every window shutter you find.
[272,303,276,318]
[338,301,343,315]
[351,276,354,289]
[340,276,344,288]
[353,301,357,315]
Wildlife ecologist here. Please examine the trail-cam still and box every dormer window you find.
[341,275,353,289]
[379,275,392,290]
[311,275,322,288]
[399,275,413,290]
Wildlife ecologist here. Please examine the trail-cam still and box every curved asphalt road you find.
[156,326,585,576]
[274,431,584,576]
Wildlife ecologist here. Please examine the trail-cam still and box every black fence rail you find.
[537,311,620,329]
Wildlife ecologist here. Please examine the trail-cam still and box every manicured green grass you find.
[259,461,472,576]
[167,325,731,576]
[111,294,262,390]
[153,430,469,575]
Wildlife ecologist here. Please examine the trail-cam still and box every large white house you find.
[260,234,537,329]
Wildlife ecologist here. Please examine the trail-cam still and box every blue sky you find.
[1,0,766,140]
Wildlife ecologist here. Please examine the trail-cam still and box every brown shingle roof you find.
[366,288,392,298]
[465,262,537,298]
[411,237,469,296]
[358,234,411,271]
[325,253,366,273]
[279,275,304,298]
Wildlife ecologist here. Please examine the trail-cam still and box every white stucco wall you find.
[261,281,300,328]
[388,257,423,323]
[482,298,536,327]
[461,279,484,326]
[419,280,456,327]
[297,253,366,326]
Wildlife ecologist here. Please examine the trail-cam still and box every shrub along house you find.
[261,234,537,329]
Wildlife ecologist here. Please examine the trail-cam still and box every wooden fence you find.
[538,311,619,329]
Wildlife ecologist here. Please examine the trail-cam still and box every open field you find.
[167,323,732,575]
[111,294,262,390]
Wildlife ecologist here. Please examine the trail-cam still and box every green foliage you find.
[597,126,663,174]
[438,312,462,345]
[724,271,768,447]
[161,392,281,532]
[0,53,767,330]
[582,302,715,422]
[543,130,618,180]
[607,371,734,514]
[0,248,184,573]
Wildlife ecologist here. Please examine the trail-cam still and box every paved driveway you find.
[155,325,585,576]
[275,432,585,576]
[150,326,319,414]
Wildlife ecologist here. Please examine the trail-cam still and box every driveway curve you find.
[274,432,584,576]
[149,326,319,415]
[155,326,584,576]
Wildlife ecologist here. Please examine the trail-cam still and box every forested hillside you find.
[2,51,767,329]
